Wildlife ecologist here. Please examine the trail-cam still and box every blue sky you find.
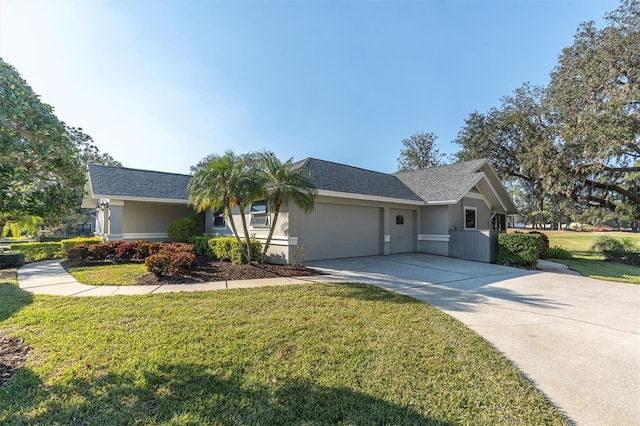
[0,0,619,174]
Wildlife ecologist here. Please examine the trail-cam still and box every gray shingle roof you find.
[293,158,423,202]
[393,159,487,203]
[87,158,502,206]
[88,164,191,200]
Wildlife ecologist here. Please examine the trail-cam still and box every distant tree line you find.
[398,0,639,231]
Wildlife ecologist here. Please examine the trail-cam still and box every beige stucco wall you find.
[122,201,198,236]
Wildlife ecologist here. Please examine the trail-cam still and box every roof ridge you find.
[305,157,395,177]
[88,163,192,178]
[393,158,487,175]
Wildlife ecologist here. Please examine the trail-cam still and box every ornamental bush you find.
[528,231,549,258]
[188,236,215,258]
[9,242,62,262]
[0,251,25,268]
[67,244,90,262]
[209,236,261,264]
[60,237,103,254]
[498,233,541,268]
[168,214,203,242]
[144,245,196,276]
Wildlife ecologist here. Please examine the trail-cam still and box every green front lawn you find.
[543,231,640,284]
[0,274,568,425]
[65,263,147,286]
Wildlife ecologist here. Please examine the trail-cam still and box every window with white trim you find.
[213,208,225,228]
[464,207,477,230]
[250,200,269,227]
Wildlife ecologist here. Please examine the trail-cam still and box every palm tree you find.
[256,151,317,263]
[188,151,250,261]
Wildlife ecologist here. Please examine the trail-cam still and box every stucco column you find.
[107,200,124,241]
[383,207,390,255]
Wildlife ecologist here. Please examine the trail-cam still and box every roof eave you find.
[317,189,424,206]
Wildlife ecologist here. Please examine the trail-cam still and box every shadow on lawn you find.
[0,270,33,322]
[2,363,454,426]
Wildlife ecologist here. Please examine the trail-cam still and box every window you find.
[464,207,477,230]
[213,209,225,228]
[396,215,404,225]
[250,200,269,228]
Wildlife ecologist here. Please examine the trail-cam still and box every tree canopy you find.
[0,58,85,225]
[188,150,317,263]
[455,0,639,229]
[397,132,446,171]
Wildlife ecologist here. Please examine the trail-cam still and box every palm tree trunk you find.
[239,207,252,262]
[226,206,245,259]
[262,203,281,264]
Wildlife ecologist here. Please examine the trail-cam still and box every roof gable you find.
[87,164,191,201]
[394,159,517,213]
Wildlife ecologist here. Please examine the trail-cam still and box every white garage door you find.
[297,203,381,261]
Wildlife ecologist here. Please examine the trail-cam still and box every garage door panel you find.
[298,203,380,261]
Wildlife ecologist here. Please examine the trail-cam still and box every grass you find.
[0,271,569,425]
[542,231,640,284]
[65,263,147,286]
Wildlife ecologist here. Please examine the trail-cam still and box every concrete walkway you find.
[306,254,640,426]
[16,255,640,425]
[17,260,337,296]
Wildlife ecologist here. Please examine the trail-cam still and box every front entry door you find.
[390,209,414,254]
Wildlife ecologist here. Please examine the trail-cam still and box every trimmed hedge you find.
[145,250,195,277]
[37,236,68,242]
[66,240,197,276]
[8,242,62,262]
[209,236,262,264]
[61,237,103,254]
[0,251,26,268]
[168,214,203,242]
[528,231,549,258]
[498,233,541,268]
[188,236,216,258]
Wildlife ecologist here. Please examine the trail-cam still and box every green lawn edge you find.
[0,272,570,425]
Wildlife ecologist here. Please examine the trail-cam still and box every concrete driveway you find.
[307,253,640,426]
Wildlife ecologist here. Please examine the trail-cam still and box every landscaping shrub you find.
[546,245,573,260]
[0,251,25,268]
[210,236,262,264]
[528,231,549,258]
[210,237,233,261]
[60,237,103,254]
[144,245,196,276]
[37,236,67,242]
[167,214,203,242]
[591,236,637,252]
[145,253,170,277]
[88,242,119,261]
[498,233,541,268]
[592,236,639,265]
[8,242,62,262]
[67,244,90,262]
[115,242,138,261]
[188,235,215,258]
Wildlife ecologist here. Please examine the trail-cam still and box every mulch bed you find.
[137,257,323,285]
[0,334,30,388]
[62,257,324,285]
